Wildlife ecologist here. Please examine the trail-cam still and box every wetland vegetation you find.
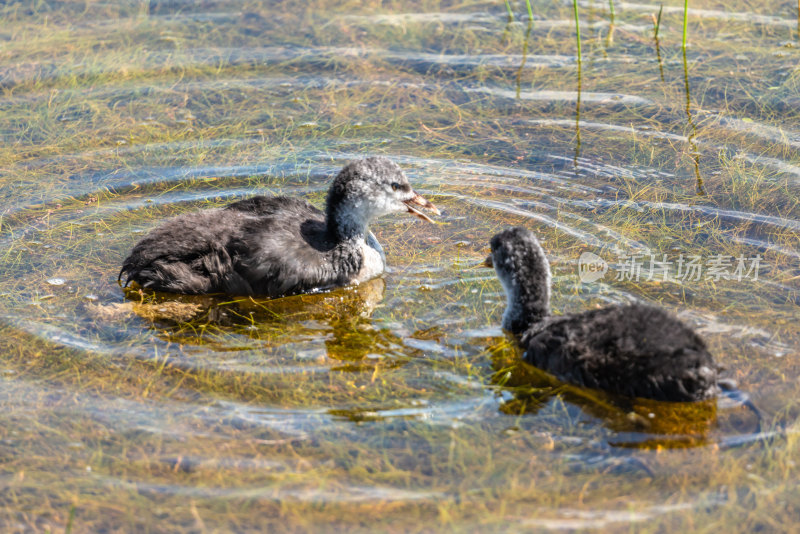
[0,0,798,532]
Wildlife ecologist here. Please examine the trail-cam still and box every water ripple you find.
[468,87,654,106]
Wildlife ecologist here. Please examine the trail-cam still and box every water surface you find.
[1,1,798,532]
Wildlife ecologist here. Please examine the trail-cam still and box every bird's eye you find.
[391,182,401,191]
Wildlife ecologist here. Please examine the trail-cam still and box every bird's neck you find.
[500,272,551,335]
[327,201,369,242]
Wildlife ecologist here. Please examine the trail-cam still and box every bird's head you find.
[326,157,439,239]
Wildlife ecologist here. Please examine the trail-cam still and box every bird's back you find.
[121,196,362,297]
[228,198,362,296]
[521,303,718,401]
[120,207,251,294]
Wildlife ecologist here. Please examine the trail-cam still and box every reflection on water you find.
[653,5,666,83]
[121,278,386,333]
[120,278,406,374]
[0,0,799,531]
[490,343,764,450]
[572,0,584,170]
[682,47,705,196]
[574,59,583,166]
[515,21,534,99]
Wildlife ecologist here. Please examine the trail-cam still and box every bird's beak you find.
[403,192,440,223]
[466,254,493,270]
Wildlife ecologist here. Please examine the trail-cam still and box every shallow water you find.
[1,0,799,532]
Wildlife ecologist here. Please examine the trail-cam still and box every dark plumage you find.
[487,227,720,402]
[120,157,439,297]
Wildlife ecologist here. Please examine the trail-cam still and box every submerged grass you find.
[0,0,799,532]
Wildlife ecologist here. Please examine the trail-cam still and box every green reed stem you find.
[525,0,533,21]
[574,60,582,165]
[516,20,533,98]
[504,0,514,20]
[654,4,663,39]
[572,0,582,65]
[608,0,615,25]
[682,44,704,195]
[652,5,665,82]
[66,505,76,534]
[682,0,689,50]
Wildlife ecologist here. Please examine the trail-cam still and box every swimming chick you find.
[120,157,439,297]
[486,227,720,402]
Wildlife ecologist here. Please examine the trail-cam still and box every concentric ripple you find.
[0,0,798,532]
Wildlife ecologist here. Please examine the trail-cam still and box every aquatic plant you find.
[605,0,617,46]
[652,4,665,82]
[501,0,533,21]
[515,20,534,98]
[504,0,514,20]
[683,0,690,50]
[574,0,583,162]
[679,0,703,194]
[653,3,664,39]
[572,0,582,65]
